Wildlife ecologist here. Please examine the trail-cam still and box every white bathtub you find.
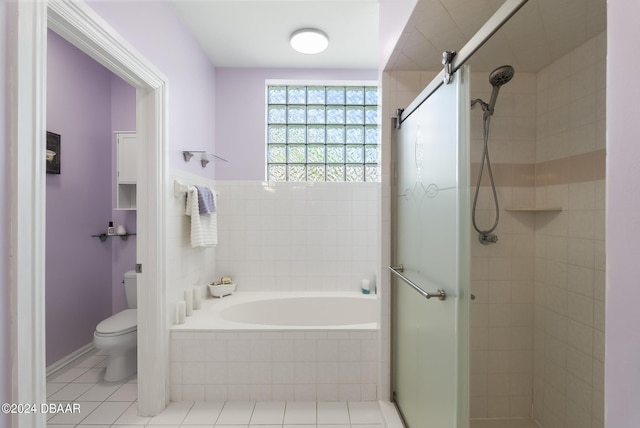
[170,292,380,402]
[172,291,378,331]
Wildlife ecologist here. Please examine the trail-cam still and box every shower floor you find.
[471,418,542,428]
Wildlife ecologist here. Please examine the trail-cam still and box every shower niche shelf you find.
[505,207,563,212]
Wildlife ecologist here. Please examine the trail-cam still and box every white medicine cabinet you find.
[116,131,137,210]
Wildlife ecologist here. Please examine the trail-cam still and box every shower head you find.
[489,65,515,87]
[487,65,514,116]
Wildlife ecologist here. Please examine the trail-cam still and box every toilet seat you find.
[95,309,137,337]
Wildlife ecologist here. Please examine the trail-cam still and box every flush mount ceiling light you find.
[290,28,329,55]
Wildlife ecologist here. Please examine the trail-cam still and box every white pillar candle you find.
[193,286,202,310]
[176,300,186,325]
[185,289,193,316]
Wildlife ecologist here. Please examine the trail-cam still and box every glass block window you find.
[267,84,379,182]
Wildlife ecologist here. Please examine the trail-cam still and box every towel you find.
[185,186,218,248]
[195,185,216,214]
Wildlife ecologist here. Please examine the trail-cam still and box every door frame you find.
[9,0,169,425]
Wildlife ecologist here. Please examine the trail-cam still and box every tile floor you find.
[46,350,387,427]
[470,420,541,428]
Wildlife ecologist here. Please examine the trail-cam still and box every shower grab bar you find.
[388,265,446,301]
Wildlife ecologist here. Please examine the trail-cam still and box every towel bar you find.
[173,179,220,198]
[388,265,446,300]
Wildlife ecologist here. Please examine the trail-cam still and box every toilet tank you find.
[124,270,137,309]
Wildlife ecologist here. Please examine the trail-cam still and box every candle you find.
[185,289,193,316]
[176,300,186,324]
[193,286,202,310]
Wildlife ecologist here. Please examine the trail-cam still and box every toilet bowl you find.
[93,271,138,381]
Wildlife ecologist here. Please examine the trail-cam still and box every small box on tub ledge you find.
[208,276,236,298]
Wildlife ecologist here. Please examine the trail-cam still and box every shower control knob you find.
[479,232,498,245]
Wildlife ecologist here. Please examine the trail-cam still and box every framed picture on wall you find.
[46,131,61,174]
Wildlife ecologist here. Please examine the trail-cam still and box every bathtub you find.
[170,292,380,402]
[172,291,378,330]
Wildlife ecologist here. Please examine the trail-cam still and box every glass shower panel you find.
[392,67,471,428]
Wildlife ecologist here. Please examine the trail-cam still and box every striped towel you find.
[185,186,217,248]
[195,185,216,214]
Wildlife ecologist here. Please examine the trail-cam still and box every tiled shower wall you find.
[532,32,606,428]
[213,181,380,293]
[468,71,538,420]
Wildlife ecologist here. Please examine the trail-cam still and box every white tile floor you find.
[46,350,387,427]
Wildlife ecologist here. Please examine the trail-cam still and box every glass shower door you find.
[392,67,471,428]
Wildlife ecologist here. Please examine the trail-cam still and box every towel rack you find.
[173,179,220,198]
[182,150,228,167]
[174,180,190,198]
[388,265,446,300]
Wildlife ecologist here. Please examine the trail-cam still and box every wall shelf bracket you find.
[92,233,136,242]
[182,150,228,167]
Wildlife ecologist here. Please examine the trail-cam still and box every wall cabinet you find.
[116,131,137,210]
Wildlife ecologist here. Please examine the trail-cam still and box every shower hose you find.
[471,114,500,237]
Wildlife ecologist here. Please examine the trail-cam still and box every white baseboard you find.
[46,343,95,378]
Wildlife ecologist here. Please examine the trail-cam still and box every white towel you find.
[185,186,217,248]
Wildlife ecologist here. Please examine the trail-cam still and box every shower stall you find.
[385,0,606,427]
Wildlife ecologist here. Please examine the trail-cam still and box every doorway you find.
[9,1,168,425]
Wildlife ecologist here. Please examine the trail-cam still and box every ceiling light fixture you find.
[290,28,329,55]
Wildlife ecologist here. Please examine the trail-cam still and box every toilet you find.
[93,270,137,382]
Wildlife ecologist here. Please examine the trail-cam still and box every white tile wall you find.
[167,178,383,405]
[171,330,379,402]
[213,181,380,293]
[167,171,219,329]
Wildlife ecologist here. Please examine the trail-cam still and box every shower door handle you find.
[389,265,446,301]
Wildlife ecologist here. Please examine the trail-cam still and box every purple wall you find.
[110,74,137,313]
[214,68,378,181]
[88,0,217,179]
[606,1,640,425]
[0,0,10,423]
[46,30,114,365]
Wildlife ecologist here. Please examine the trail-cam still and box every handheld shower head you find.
[487,65,514,116]
[489,65,515,87]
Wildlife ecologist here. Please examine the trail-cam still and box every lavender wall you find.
[0,0,11,423]
[606,1,640,425]
[46,30,113,365]
[84,0,218,329]
[88,0,217,179]
[110,75,137,313]
[214,68,378,180]
[378,0,418,69]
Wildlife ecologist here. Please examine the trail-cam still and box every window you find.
[266,83,379,182]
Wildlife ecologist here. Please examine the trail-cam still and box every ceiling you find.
[172,0,607,73]
[389,0,607,72]
[172,0,380,69]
